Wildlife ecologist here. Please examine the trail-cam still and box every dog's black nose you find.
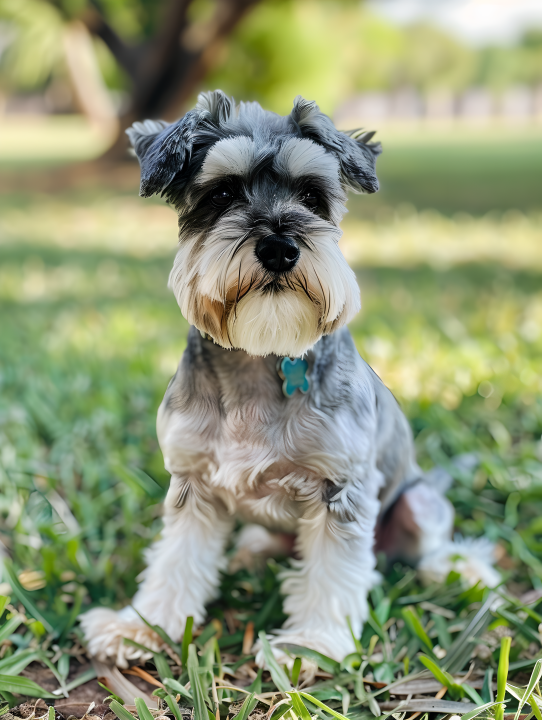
[255,235,300,273]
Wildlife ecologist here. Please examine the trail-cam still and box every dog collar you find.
[277,357,310,398]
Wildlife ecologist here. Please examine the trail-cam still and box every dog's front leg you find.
[259,476,381,666]
[81,475,232,667]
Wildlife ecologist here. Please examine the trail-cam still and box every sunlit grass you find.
[0,115,112,166]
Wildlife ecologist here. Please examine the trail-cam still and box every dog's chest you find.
[211,391,337,490]
[159,332,373,524]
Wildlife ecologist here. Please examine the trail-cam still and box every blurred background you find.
[1,0,542,616]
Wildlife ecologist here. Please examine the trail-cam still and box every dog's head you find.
[127,90,381,357]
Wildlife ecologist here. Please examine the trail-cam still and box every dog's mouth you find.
[261,278,286,294]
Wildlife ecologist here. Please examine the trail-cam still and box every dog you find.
[80,90,499,669]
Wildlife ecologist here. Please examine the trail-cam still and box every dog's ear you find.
[290,96,381,194]
[126,112,202,198]
[195,89,237,125]
[126,90,237,199]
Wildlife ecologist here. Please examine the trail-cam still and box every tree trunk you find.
[85,0,261,164]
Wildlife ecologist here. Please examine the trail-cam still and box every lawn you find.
[1,119,542,719]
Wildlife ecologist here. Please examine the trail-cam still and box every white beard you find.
[227,288,321,357]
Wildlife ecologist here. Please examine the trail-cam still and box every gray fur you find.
[163,326,421,525]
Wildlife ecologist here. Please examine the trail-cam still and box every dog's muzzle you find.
[255,234,300,273]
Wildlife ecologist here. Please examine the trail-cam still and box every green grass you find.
[351,124,542,217]
[0,116,112,168]
[1,124,542,717]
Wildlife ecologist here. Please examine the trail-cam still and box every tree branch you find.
[130,0,193,114]
[82,1,143,83]
[133,0,261,119]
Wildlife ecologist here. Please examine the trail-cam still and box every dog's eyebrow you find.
[197,136,256,183]
[275,137,340,180]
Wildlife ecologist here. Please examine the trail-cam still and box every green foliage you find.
[1,0,541,112]
[0,0,66,89]
[204,1,477,113]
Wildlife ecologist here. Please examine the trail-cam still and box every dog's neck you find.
[177,325,357,416]
[187,326,289,404]
[198,329,311,398]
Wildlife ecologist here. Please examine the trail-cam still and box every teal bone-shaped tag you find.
[277,357,310,398]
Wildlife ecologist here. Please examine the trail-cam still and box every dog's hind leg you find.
[80,475,233,667]
[375,481,500,588]
[370,367,499,588]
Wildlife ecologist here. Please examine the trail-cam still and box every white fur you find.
[198,136,256,183]
[79,606,164,668]
[418,536,501,588]
[228,289,320,357]
[276,137,340,181]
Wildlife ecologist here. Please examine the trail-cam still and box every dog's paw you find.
[418,536,501,588]
[79,607,165,668]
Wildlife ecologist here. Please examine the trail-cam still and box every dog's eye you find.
[210,185,234,208]
[301,189,319,209]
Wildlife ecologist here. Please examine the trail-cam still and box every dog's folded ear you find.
[126,90,237,199]
[290,96,382,194]
[126,112,202,198]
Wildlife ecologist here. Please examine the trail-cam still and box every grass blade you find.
[153,653,172,681]
[462,684,485,706]
[2,563,54,634]
[59,668,98,695]
[402,607,433,652]
[165,695,184,720]
[0,616,24,643]
[281,645,340,674]
[135,697,155,720]
[181,616,194,667]
[0,674,57,699]
[0,650,40,676]
[187,644,211,720]
[529,697,542,720]
[497,609,542,645]
[288,692,312,720]
[442,594,494,673]
[460,701,504,720]
[418,655,462,700]
[109,700,136,720]
[248,669,262,694]
[291,658,301,688]
[515,658,542,720]
[97,682,124,704]
[482,667,494,703]
[163,678,193,701]
[257,631,290,693]
[233,692,258,720]
[496,635,512,720]
[131,607,181,655]
[298,692,351,720]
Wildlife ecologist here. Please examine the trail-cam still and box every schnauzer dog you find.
[81,90,498,669]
